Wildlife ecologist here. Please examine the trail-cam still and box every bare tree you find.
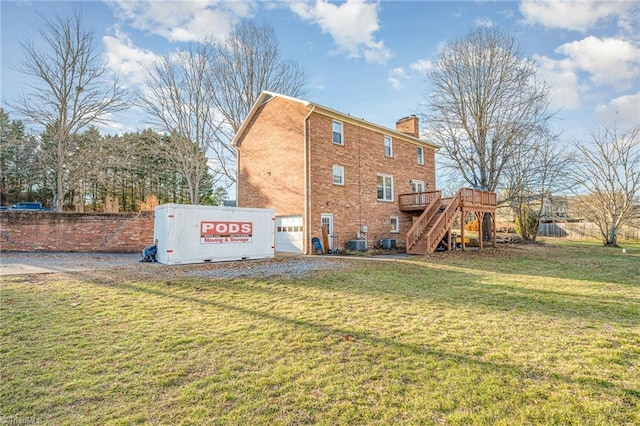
[422,27,555,240]
[207,20,308,134]
[140,21,307,194]
[139,45,219,204]
[571,124,640,247]
[501,129,574,241]
[12,9,126,211]
[423,27,553,193]
[204,20,307,187]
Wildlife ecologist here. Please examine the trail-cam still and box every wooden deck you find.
[401,188,497,255]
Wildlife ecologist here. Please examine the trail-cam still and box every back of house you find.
[233,91,438,254]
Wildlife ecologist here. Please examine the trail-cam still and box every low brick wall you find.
[0,211,154,253]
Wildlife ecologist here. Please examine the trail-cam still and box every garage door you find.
[275,216,303,253]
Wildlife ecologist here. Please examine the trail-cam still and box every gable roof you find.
[231,91,440,149]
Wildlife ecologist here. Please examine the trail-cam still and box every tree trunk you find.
[607,225,618,247]
[55,171,64,212]
[482,214,493,242]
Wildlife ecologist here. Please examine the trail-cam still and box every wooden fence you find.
[538,222,640,240]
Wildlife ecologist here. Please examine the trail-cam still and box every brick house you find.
[232,91,443,254]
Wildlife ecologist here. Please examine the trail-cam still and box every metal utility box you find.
[154,204,275,265]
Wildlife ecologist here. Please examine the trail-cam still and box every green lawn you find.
[1,241,639,425]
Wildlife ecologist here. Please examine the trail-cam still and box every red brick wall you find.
[0,211,154,253]
[236,97,307,215]
[308,113,436,250]
[234,95,437,253]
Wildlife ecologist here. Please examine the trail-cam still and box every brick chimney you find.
[395,115,419,138]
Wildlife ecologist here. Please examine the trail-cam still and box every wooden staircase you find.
[405,190,460,255]
[402,188,497,255]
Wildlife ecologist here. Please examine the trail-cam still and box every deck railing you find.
[459,188,497,209]
[400,188,496,212]
[398,190,441,211]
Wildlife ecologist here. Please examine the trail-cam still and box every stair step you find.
[408,193,463,254]
[407,247,428,255]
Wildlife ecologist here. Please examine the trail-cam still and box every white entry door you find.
[275,216,303,253]
[412,180,426,204]
[321,213,334,251]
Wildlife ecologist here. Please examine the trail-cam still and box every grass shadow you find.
[424,244,640,286]
[72,270,640,405]
[269,259,640,327]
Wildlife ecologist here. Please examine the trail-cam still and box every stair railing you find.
[424,189,462,253]
[405,191,441,252]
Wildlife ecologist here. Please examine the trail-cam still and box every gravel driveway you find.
[0,251,352,279]
[0,252,141,275]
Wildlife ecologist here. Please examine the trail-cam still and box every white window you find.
[384,136,393,157]
[390,215,399,233]
[332,120,343,145]
[417,146,424,165]
[377,174,394,201]
[332,165,344,185]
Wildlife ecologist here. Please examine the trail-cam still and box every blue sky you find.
[1,0,639,144]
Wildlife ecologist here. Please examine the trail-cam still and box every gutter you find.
[303,104,316,255]
[230,144,239,204]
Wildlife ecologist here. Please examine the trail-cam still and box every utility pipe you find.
[303,104,315,255]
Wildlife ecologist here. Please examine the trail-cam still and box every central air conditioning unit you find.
[347,239,366,251]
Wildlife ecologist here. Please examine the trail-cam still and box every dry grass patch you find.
[1,241,639,425]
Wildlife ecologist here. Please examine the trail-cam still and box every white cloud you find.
[555,36,640,88]
[103,29,161,86]
[168,8,235,42]
[96,110,141,135]
[595,92,640,128]
[534,35,640,110]
[387,59,433,91]
[410,59,434,75]
[225,0,255,17]
[290,0,393,63]
[520,1,636,32]
[105,0,254,42]
[388,67,407,90]
[474,18,494,28]
[498,8,515,20]
[534,54,581,110]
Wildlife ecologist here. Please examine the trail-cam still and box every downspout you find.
[303,105,315,255]
[230,145,239,206]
